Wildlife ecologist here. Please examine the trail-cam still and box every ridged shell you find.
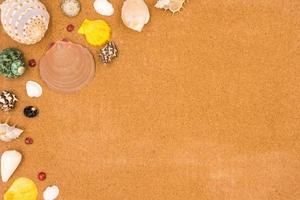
[0,0,50,45]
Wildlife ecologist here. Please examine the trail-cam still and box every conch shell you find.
[0,0,50,45]
[155,0,186,13]
[0,122,23,142]
[121,0,150,32]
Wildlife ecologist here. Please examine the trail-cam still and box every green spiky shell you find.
[0,48,26,78]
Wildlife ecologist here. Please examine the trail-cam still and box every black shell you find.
[24,106,39,118]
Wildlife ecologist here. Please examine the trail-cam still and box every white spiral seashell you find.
[0,0,50,45]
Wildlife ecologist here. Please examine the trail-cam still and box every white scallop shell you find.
[0,0,50,45]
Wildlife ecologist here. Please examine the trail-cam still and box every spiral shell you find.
[0,0,50,45]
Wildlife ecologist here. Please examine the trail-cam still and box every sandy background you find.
[1,0,300,199]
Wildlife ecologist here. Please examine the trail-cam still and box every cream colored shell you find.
[0,0,50,45]
[121,0,150,32]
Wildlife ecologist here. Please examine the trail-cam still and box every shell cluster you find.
[0,0,50,45]
[0,90,18,112]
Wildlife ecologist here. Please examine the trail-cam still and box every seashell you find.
[0,0,50,45]
[43,185,60,200]
[61,0,81,17]
[121,0,150,32]
[78,19,111,46]
[0,90,18,112]
[26,81,43,98]
[99,41,118,64]
[93,0,114,16]
[4,177,38,200]
[155,0,186,13]
[39,40,95,93]
[1,150,22,182]
[0,122,23,142]
[24,106,39,118]
[0,48,26,79]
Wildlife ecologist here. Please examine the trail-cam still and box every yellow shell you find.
[78,19,111,46]
[4,177,38,200]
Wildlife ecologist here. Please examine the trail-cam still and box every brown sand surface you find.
[1,0,300,199]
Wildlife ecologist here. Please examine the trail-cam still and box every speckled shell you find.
[0,0,50,45]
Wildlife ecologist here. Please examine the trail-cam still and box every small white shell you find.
[0,123,23,142]
[93,0,114,16]
[121,0,150,32]
[26,81,43,98]
[43,185,60,200]
[1,150,22,182]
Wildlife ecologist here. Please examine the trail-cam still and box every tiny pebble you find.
[24,106,39,118]
[28,59,37,67]
[66,24,75,32]
[25,137,34,144]
[38,172,47,181]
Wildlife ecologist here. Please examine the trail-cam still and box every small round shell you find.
[61,0,81,17]
[26,81,43,98]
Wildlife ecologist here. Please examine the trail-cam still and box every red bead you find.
[38,172,47,181]
[28,59,36,67]
[67,24,75,32]
[25,137,33,144]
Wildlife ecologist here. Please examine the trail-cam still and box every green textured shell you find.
[0,48,26,78]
